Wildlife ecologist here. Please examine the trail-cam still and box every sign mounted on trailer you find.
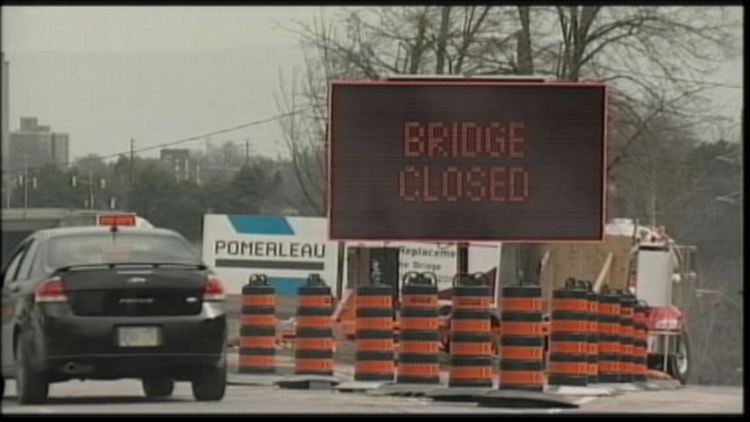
[202,214,340,296]
[328,80,608,241]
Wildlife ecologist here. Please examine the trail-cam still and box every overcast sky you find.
[1,6,744,163]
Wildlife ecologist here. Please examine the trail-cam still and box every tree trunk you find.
[409,8,430,74]
[435,7,452,74]
[516,6,534,74]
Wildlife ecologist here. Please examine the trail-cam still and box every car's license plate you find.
[118,327,161,347]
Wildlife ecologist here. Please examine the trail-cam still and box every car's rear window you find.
[47,232,200,269]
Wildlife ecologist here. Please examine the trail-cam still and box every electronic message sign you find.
[328,81,607,241]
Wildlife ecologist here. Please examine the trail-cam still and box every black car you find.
[1,225,227,404]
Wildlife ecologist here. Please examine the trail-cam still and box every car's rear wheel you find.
[16,333,49,405]
[142,378,175,398]
[191,360,226,401]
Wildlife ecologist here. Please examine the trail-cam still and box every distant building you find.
[160,148,200,183]
[1,54,8,173]
[8,117,69,173]
[2,55,8,207]
[196,141,247,182]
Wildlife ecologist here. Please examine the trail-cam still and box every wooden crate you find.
[538,235,635,312]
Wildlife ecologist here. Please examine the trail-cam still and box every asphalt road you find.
[1,379,742,414]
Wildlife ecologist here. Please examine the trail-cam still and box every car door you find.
[1,239,32,375]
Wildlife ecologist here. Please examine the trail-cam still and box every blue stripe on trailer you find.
[228,215,295,235]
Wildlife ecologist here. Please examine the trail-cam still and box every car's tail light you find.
[203,276,225,301]
[35,277,67,303]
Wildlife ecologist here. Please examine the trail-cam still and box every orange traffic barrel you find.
[597,288,622,383]
[632,301,649,382]
[355,284,395,382]
[579,280,599,384]
[548,279,589,386]
[397,272,440,384]
[499,285,544,392]
[449,273,493,388]
[618,292,637,383]
[240,274,277,374]
[295,274,334,376]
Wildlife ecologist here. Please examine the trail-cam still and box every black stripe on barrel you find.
[502,311,543,322]
[356,329,394,339]
[501,335,544,347]
[501,286,542,297]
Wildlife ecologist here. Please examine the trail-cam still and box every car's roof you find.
[32,226,183,241]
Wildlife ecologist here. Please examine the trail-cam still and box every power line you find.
[1,108,311,177]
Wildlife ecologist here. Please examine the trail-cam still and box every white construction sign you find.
[344,241,500,293]
[396,242,458,291]
[201,214,339,296]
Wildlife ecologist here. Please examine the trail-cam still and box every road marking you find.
[15,406,54,414]
[574,397,597,405]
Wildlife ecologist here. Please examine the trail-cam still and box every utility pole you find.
[457,242,468,276]
[130,138,135,184]
[127,138,135,212]
[4,176,9,208]
[23,155,28,218]
[650,155,657,227]
[72,171,105,210]
[88,166,94,210]
[245,139,250,166]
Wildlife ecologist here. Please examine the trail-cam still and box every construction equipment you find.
[539,218,696,384]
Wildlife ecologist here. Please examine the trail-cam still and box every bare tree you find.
[275,64,326,215]
[277,6,739,217]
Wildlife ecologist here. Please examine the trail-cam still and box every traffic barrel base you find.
[396,354,440,384]
[449,356,494,388]
[499,360,545,391]
[547,375,587,387]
